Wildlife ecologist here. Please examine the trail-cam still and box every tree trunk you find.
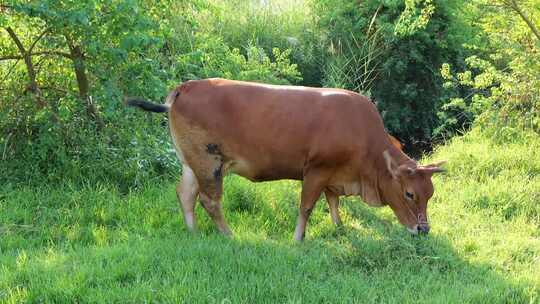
[70,44,90,98]
[66,36,104,130]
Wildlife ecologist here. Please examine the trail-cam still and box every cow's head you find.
[382,150,445,235]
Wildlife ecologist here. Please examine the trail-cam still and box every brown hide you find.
[172,79,400,182]
[164,78,442,238]
[388,134,403,151]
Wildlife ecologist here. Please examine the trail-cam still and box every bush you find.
[175,33,301,84]
[195,0,322,86]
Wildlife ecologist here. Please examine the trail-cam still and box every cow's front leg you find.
[324,189,342,226]
[294,169,329,241]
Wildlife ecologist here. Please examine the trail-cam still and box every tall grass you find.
[322,7,385,94]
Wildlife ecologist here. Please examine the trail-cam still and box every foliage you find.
[1,127,539,302]
[196,0,323,86]
[437,0,540,137]
[176,33,301,84]
[0,0,301,187]
[394,0,435,37]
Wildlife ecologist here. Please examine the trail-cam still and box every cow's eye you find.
[405,191,414,200]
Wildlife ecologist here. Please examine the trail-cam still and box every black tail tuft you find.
[125,97,170,113]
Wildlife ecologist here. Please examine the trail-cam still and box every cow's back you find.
[169,78,387,181]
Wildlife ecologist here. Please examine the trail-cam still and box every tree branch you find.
[507,0,540,41]
[33,50,72,58]
[4,27,46,108]
[28,28,51,53]
[5,27,27,55]
[65,33,104,130]
[0,54,23,61]
[0,59,20,84]
[0,51,72,61]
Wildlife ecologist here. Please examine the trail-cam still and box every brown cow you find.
[127,78,445,240]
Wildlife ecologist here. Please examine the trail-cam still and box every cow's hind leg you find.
[177,138,231,235]
[199,191,231,236]
[195,156,232,236]
[176,165,199,231]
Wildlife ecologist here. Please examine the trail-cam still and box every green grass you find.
[1,128,539,303]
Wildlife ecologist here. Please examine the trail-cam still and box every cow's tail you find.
[125,90,179,113]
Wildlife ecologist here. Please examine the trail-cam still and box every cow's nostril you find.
[417,225,430,234]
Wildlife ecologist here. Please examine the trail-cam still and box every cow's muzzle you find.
[416,213,429,234]
[406,224,430,235]
[417,224,430,234]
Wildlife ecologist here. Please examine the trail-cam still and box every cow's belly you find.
[328,174,385,207]
[327,181,362,196]
[225,157,303,181]
[327,168,360,196]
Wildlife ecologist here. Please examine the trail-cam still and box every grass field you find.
[1,128,539,303]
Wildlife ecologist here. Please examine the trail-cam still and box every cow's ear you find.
[384,150,417,178]
[383,150,399,179]
[418,161,447,175]
[426,160,447,169]
[398,165,416,176]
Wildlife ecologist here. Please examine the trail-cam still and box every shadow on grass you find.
[334,202,532,303]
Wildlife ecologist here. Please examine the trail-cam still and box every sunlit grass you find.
[1,127,539,302]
